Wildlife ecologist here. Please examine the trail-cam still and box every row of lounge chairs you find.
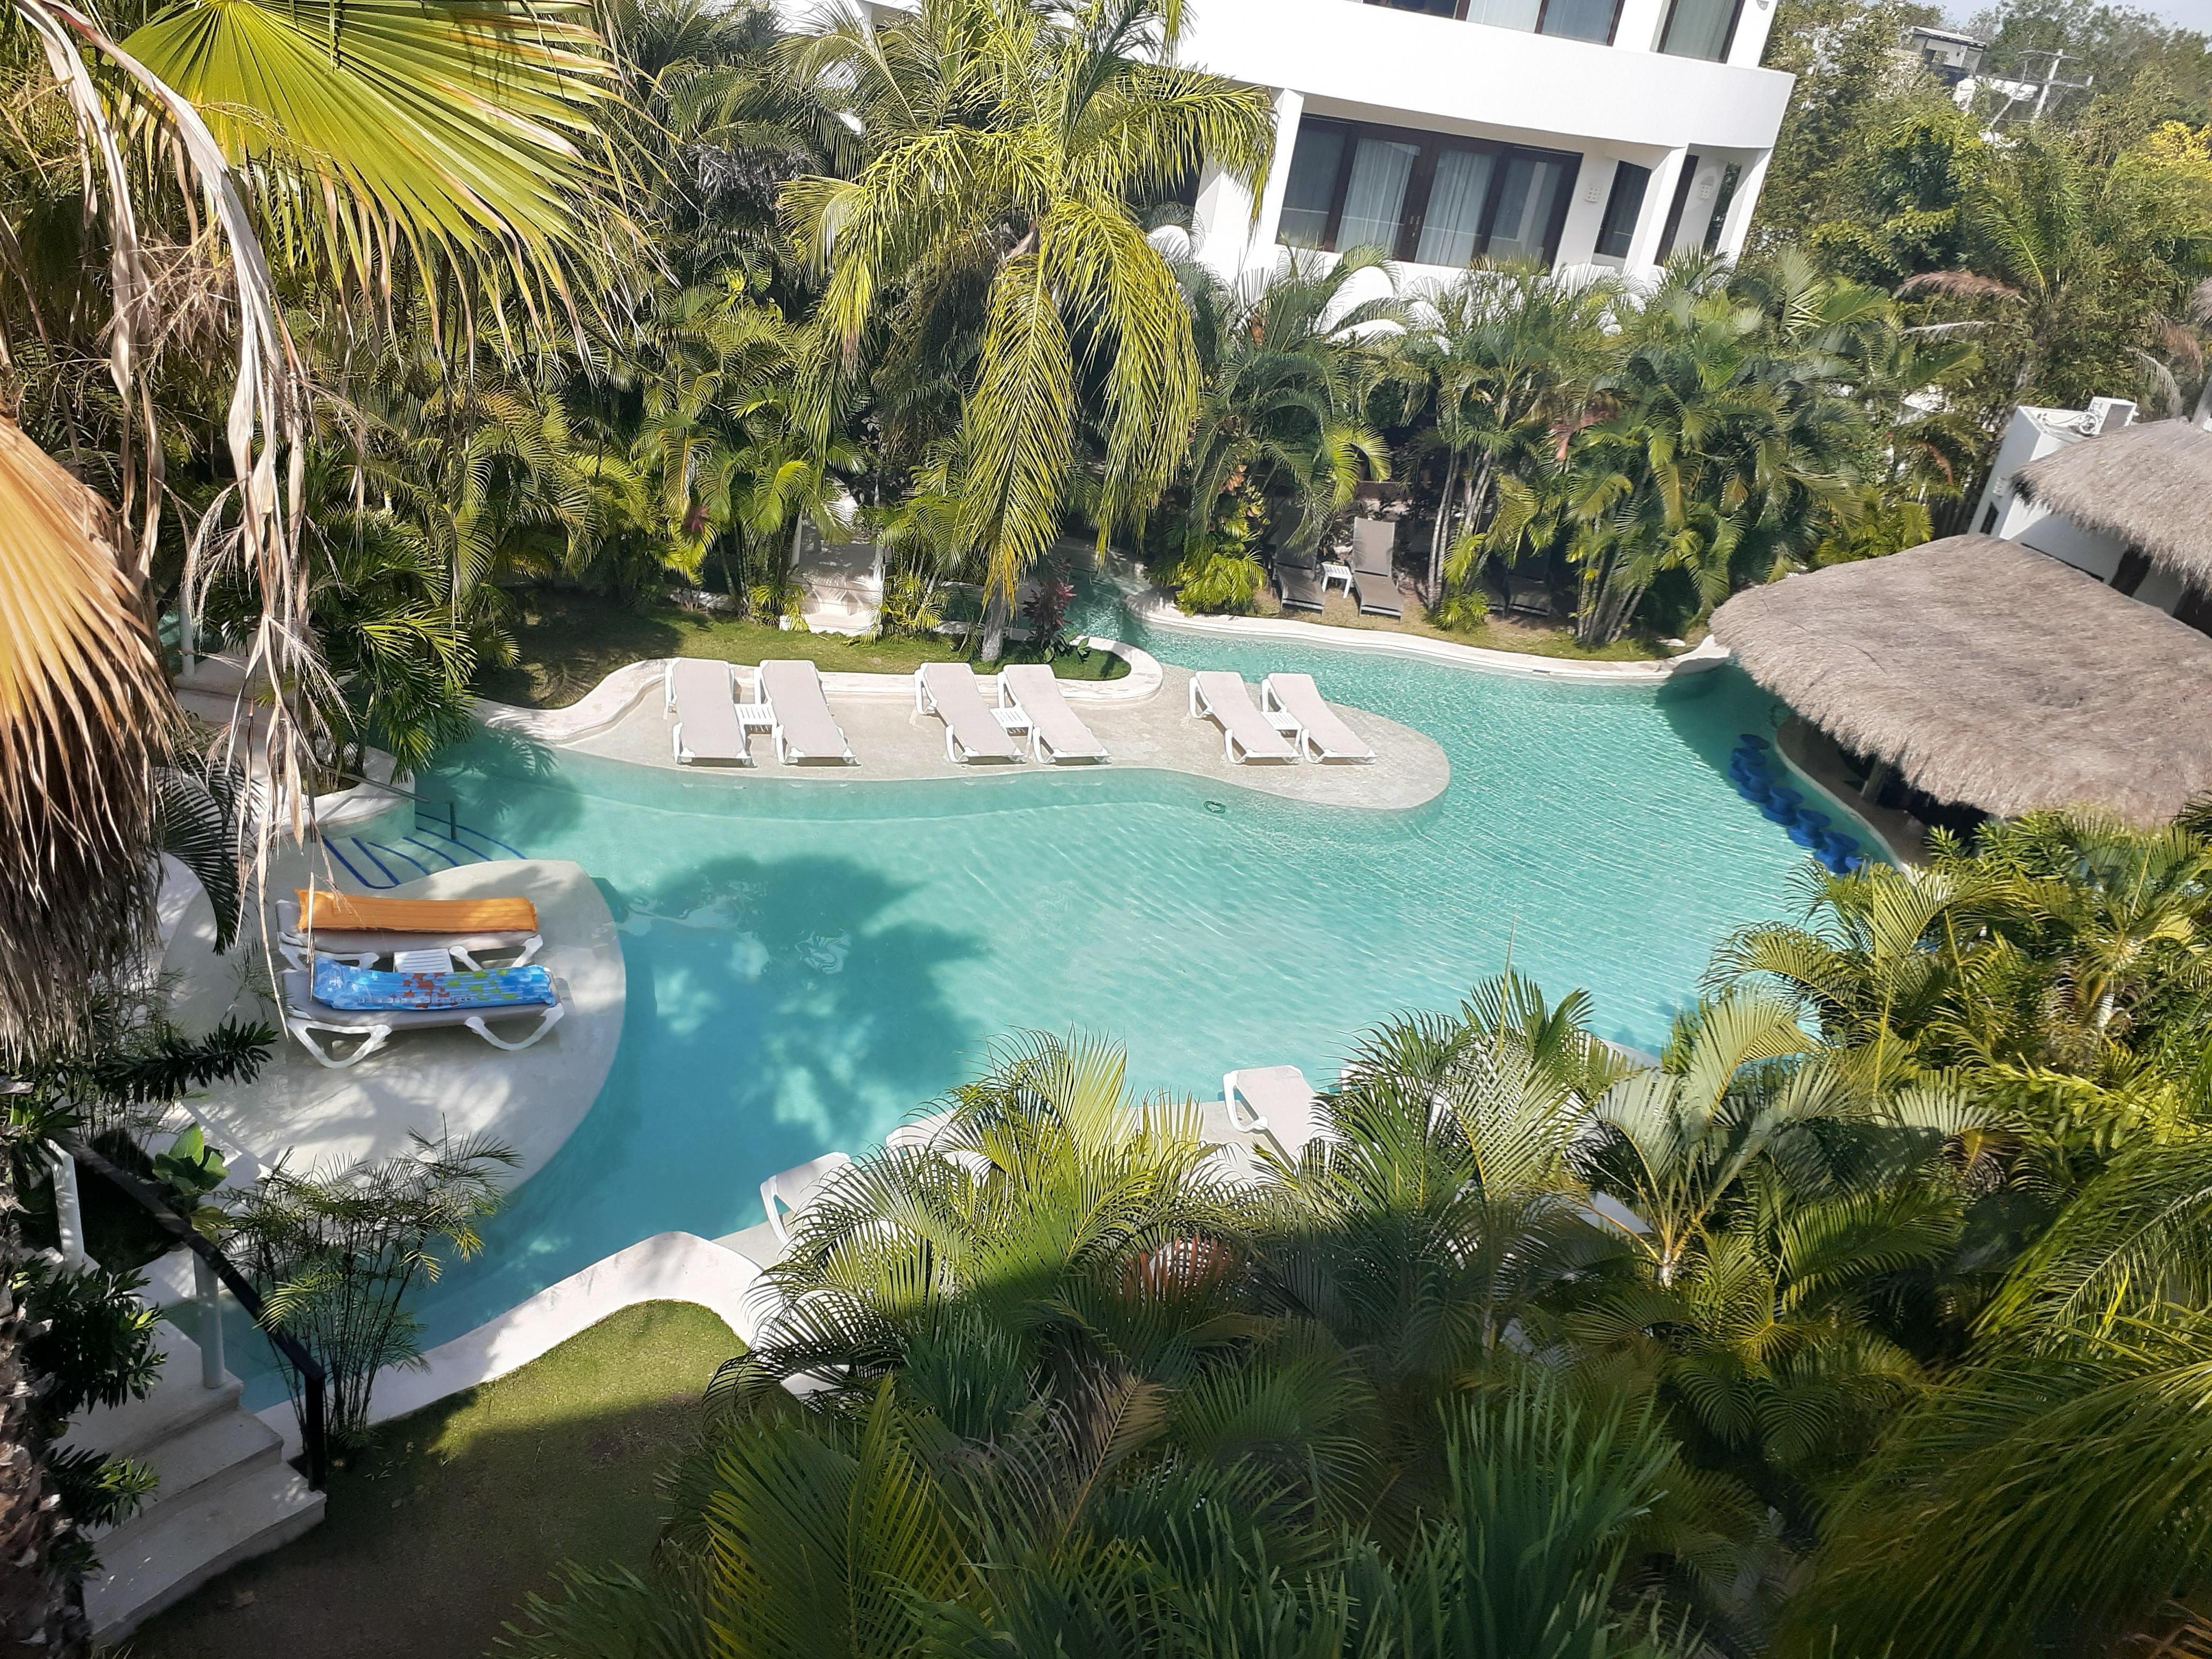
[1275,518,1402,619]
[276,890,565,1068]
[915,661,1109,764]
[667,657,1112,768]
[668,658,855,766]
[1188,671,1373,765]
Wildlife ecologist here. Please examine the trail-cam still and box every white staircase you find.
[64,1318,323,1642]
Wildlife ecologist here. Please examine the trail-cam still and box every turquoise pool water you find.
[237,596,1822,1395]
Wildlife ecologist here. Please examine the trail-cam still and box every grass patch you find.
[1236,587,1673,663]
[479,587,1127,709]
[130,1301,739,1659]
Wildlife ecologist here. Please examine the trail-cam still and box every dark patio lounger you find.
[1348,519,1402,618]
[1274,548,1325,612]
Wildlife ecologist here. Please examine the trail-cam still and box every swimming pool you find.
[225,596,1825,1402]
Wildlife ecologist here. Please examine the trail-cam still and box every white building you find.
[778,0,1797,287]
[1174,0,1795,285]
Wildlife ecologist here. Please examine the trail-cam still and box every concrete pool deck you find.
[487,654,1451,812]
[162,859,623,1184]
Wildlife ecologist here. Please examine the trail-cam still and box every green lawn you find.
[129,1302,739,1659]
[478,588,1127,709]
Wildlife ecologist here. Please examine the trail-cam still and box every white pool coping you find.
[475,637,1168,744]
[1126,591,1733,681]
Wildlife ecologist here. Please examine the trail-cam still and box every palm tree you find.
[1710,861,1994,1093]
[1972,810,2212,1047]
[1789,1136,2212,1659]
[120,0,629,330]
[1557,272,1865,646]
[1161,249,1393,609]
[1574,1167,1952,1514]
[1408,260,1617,607]
[727,1031,1246,1403]
[1898,133,2212,408]
[778,0,1274,654]
[1575,995,1832,1287]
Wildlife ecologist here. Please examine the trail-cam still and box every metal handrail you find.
[59,1136,330,1491]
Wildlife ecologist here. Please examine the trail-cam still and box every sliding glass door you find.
[1276,117,1582,270]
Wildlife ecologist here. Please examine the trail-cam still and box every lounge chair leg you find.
[289,1019,388,1070]
[1187,678,1203,718]
[466,1004,565,1052]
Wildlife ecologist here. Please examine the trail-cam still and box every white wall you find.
[1171,0,1795,155]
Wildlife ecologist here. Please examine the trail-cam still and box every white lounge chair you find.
[915,662,1023,763]
[664,659,751,766]
[1224,1066,1329,1160]
[276,898,542,972]
[1188,671,1298,764]
[758,660,856,764]
[998,664,1109,763]
[885,1109,995,1177]
[279,968,565,1070]
[760,1150,855,1245]
[1259,674,1374,764]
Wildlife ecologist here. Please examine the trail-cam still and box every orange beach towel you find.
[295,890,540,935]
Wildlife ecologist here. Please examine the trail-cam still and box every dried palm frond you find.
[1896,270,2023,302]
[0,416,174,1057]
[3,0,328,1049]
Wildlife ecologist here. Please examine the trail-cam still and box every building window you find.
[1415,148,1496,265]
[1701,161,1743,251]
[1593,161,1650,260]
[1278,126,1347,249]
[1339,136,1422,251]
[1656,153,1699,257]
[1276,117,1583,268]
[2112,547,2153,596]
[1366,0,1625,42]
[1657,0,1743,59]
[1979,502,1999,534]
[1535,0,1621,41]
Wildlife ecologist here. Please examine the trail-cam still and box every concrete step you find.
[91,1408,283,1550]
[64,1320,240,1463]
[85,1461,324,1642]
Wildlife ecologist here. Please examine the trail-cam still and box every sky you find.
[2118,0,2212,29]
[1944,0,2212,35]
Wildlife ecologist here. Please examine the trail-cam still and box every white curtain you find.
[1337,138,1419,253]
[1415,149,1495,267]
[1486,156,1568,264]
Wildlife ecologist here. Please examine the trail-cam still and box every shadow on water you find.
[419,726,586,847]
[411,846,987,1340]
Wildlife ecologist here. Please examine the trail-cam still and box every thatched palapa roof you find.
[1710,536,2212,825]
[2012,419,2212,589]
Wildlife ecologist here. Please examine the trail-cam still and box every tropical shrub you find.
[224,1133,517,1446]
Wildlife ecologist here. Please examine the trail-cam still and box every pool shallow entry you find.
[260,600,1818,1397]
